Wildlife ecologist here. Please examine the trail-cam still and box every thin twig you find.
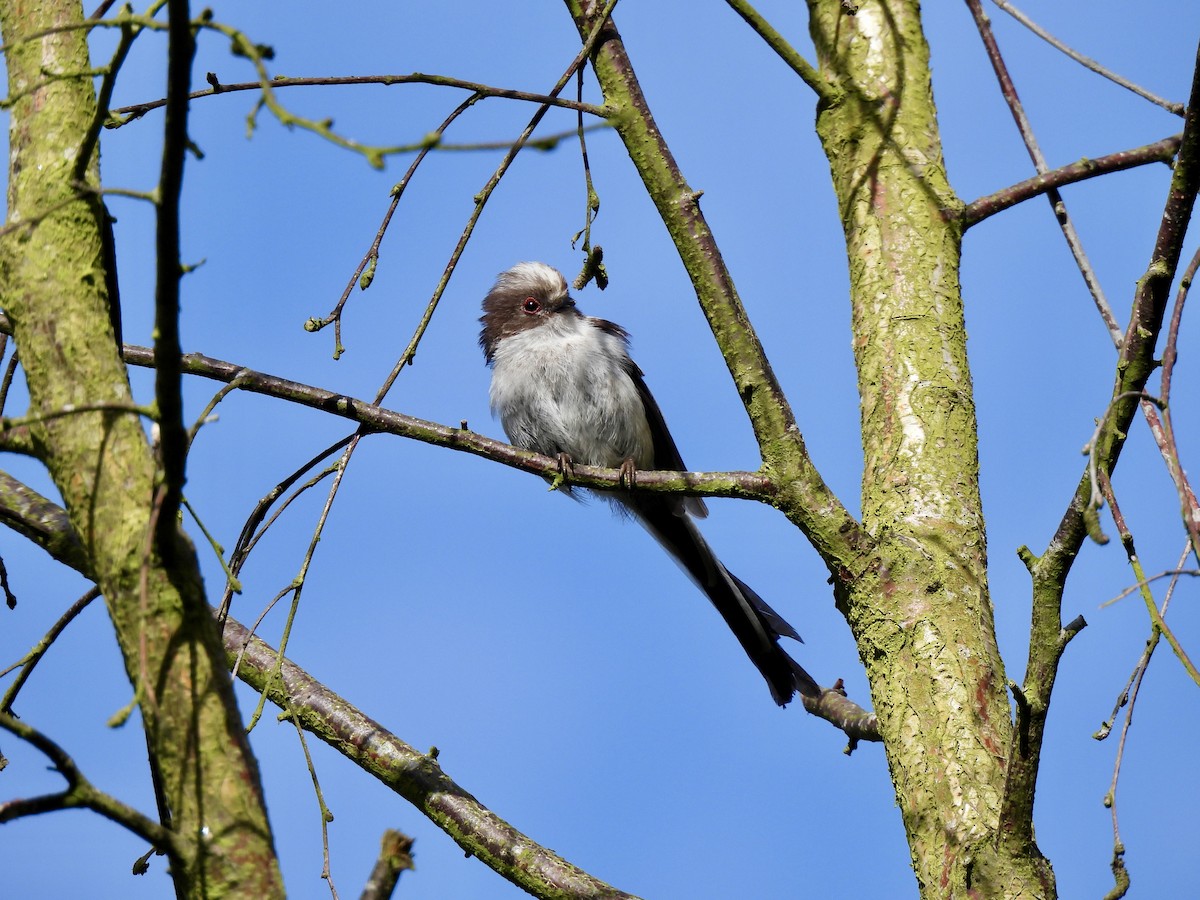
[724,0,836,104]
[1095,543,1191,900]
[109,72,606,125]
[1080,391,1164,541]
[965,0,1123,345]
[962,134,1182,227]
[1,587,101,713]
[571,66,607,290]
[217,434,354,626]
[1099,567,1200,608]
[1097,470,1200,686]
[288,712,340,900]
[307,95,480,359]
[1144,244,1200,561]
[991,0,1185,116]
[242,437,355,731]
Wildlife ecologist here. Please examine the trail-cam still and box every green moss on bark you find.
[807,1,1052,896]
[0,2,283,895]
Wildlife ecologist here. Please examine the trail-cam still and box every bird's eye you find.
[522,297,541,314]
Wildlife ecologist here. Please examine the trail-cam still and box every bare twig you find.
[965,0,1123,344]
[360,830,415,900]
[288,712,340,900]
[1095,543,1193,900]
[1080,391,1164,542]
[222,614,644,900]
[991,0,1185,116]
[1143,245,1200,561]
[109,73,606,126]
[217,436,352,626]
[962,134,1182,226]
[1097,470,1199,685]
[306,95,480,359]
[724,0,836,104]
[1100,567,1200,608]
[571,67,606,290]
[1,586,101,712]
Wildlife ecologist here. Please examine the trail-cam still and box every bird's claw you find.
[549,452,575,492]
[618,457,638,490]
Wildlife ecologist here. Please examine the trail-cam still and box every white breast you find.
[489,315,654,469]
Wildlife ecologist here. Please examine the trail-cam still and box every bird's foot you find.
[549,452,575,492]
[618,457,638,490]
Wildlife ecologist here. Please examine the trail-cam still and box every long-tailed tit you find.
[480,262,817,706]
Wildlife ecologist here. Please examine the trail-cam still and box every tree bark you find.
[0,1,283,895]
[807,1,1052,896]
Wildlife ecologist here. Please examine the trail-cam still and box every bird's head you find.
[479,262,577,363]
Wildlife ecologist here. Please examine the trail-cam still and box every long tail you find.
[629,497,819,706]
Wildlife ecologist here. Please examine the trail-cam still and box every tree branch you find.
[0,710,182,861]
[965,0,1123,345]
[1006,34,1200,854]
[562,0,868,577]
[224,615,643,900]
[962,134,1182,227]
[151,0,193,559]
[136,332,775,502]
[724,0,837,104]
[0,469,643,900]
[108,73,607,126]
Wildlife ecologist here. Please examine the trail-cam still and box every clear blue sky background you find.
[3,2,1198,897]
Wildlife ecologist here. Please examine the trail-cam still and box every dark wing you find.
[626,358,709,520]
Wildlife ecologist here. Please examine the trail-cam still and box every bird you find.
[479,261,818,706]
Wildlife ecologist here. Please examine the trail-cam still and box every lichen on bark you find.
[807,1,1052,895]
[0,1,283,895]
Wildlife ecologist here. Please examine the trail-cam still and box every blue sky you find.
[2,2,1198,897]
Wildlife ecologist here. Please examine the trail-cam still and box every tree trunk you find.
[807,1,1053,896]
[0,1,283,895]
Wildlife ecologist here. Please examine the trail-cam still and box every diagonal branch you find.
[962,134,1182,227]
[1004,35,1200,853]
[224,615,644,900]
[990,0,1186,116]
[0,471,639,899]
[724,0,837,104]
[562,0,868,576]
[965,0,1123,345]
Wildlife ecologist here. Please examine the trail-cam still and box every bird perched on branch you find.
[479,262,817,706]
